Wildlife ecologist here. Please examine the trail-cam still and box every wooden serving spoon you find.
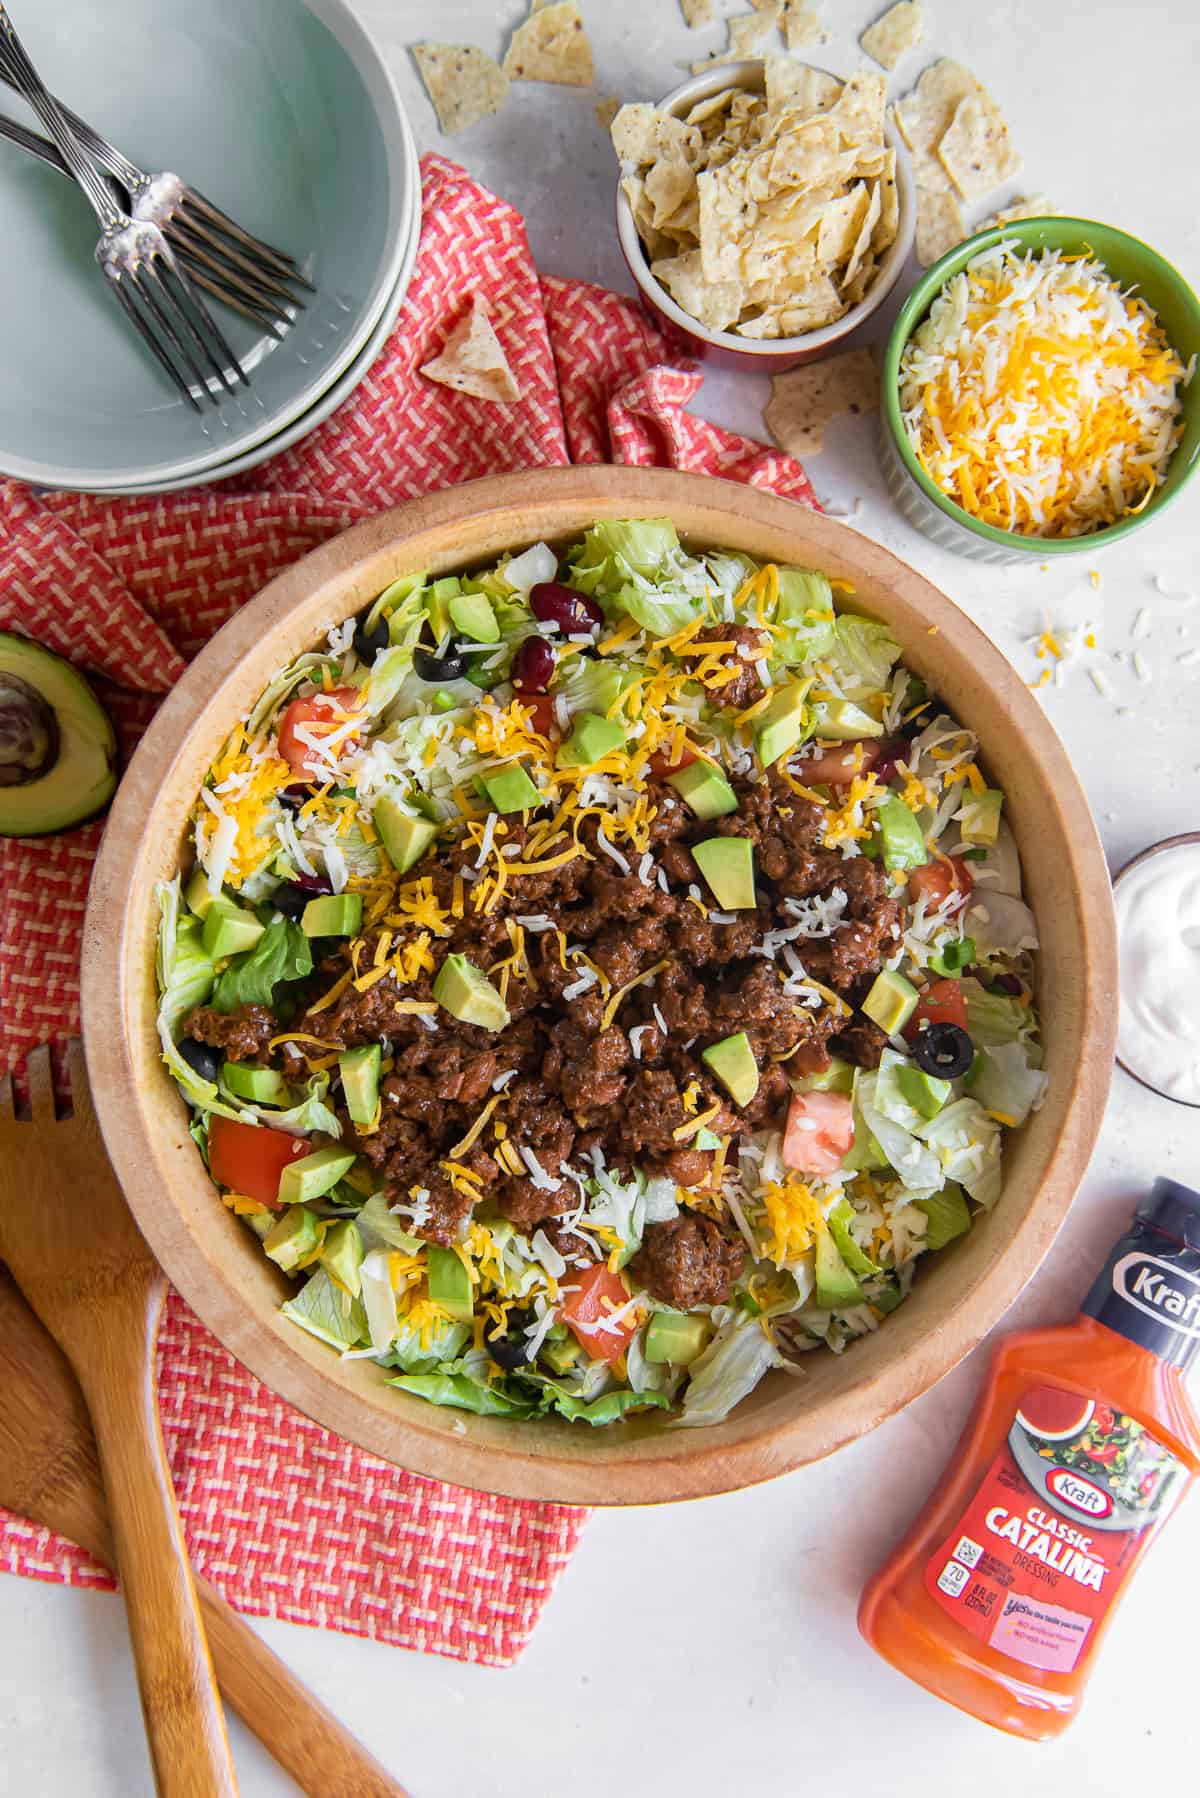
[0,1040,237,1796]
[0,1262,408,1797]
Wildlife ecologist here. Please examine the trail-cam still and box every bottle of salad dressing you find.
[859,1179,1200,1739]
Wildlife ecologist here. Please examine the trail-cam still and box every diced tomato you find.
[801,738,897,787]
[561,1264,636,1364]
[208,1115,310,1208]
[782,1090,855,1174]
[908,853,974,914]
[904,977,969,1043]
[1089,1441,1120,1467]
[518,693,558,739]
[277,686,363,778]
[649,746,699,778]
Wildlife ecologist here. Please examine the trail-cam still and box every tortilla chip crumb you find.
[680,0,715,25]
[783,1,825,50]
[764,348,879,457]
[420,296,522,404]
[595,96,620,130]
[860,1,923,70]
[914,186,964,266]
[413,44,509,136]
[983,194,1056,228]
[692,5,782,72]
[503,0,595,87]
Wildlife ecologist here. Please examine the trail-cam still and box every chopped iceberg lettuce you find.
[156,879,214,1032]
[385,1315,472,1371]
[617,584,700,638]
[772,567,837,664]
[387,1373,536,1416]
[500,541,558,595]
[281,1267,368,1351]
[359,1248,400,1352]
[962,979,1040,1053]
[857,1071,944,1191]
[672,1314,783,1428]
[568,518,683,595]
[917,1098,1003,1208]
[963,891,1039,958]
[549,1388,672,1425]
[210,916,312,1013]
[966,1042,1048,1127]
[826,616,902,701]
[355,1193,424,1255]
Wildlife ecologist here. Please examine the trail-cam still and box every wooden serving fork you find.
[0,1040,237,1797]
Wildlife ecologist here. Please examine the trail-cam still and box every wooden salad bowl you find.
[82,467,1117,1504]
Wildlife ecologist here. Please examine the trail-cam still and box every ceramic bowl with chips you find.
[879,217,1200,564]
[615,60,916,372]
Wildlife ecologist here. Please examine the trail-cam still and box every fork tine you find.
[0,1068,13,1122]
[25,1044,55,1126]
[138,259,229,400]
[169,214,307,311]
[154,249,249,392]
[108,270,204,411]
[181,185,313,289]
[167,225,301,324]
[184,265,288,341]
[123,267,216,405]
[66,1038,91,1124]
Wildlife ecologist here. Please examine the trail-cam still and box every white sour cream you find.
[1115,839,1200,1105]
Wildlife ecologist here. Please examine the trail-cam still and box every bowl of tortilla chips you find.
[612,57,915,369]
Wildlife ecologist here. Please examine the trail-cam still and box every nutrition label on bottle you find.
[924,1384,1186,1673]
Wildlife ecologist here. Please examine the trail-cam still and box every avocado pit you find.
[0,671,60,787]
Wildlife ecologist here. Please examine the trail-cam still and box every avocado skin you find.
[0,632,118,838]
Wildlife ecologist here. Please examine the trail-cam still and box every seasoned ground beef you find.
[275,768,898,1246]
[629,1213,745,1309]
[183,1003,276,1064]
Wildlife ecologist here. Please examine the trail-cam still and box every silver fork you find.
[0,41,312,339]
[0,5,247,411]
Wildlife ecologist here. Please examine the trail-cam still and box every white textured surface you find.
[4,0,1200,1790]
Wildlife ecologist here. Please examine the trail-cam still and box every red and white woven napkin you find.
[0,154,817,1664]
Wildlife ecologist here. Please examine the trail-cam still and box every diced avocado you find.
[693,1127,723,1151]
[701,1031,759,1107]
[432,954,510,1031]
[692,836,756,910]
[339,1044,381,1128]
[375,795,438,874]
[427,1244,474,1323]
[301,892,363,938]
[755,681,810,767]
[263,1206,325,1274]
[222,1062,288,1105]
[482,765,541,813]
[277,1144,358,1207]
[644,1311,712,1365]
[202,896,266,961]
[556,712,626,769]
[959,788,1003,846]
[0,631,118,837]
[794,1055,855,1095]
[827,1199,881,1279]
[426,575,462,641]
[447,590,499,644]
[807,698,884,741]
[667,758,738,820]
[896,1062,951,1120]
[871,1279,906,1314]
[184,867,215,920]
[815,1227,867,1308]
[915,1182,972,1251]
[320,1219,365,1297]
[243,1210,275,1242]
[875,794,928,872]
[541,1335,582,1374]
[862,968,919,1035]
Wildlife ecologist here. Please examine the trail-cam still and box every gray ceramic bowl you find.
[0,0,415,492]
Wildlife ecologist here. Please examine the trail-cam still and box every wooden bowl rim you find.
[81,467,1116,1505]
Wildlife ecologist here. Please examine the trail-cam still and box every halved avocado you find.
[0,634,117,837]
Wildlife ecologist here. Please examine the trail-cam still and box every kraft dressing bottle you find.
[859,1178,1200,1739]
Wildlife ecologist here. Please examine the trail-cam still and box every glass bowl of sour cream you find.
[1113,833,1200,1107]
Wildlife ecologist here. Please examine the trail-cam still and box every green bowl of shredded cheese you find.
[880,217,1200,562]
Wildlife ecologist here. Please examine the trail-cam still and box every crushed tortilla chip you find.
[914,186,964,266]
[692,6,782,72]
[503,0,594,86]
[420,296,522,404]
[680,0,714,23]
[413,44,509,136]
[764,348,879,455]
[983,193,1056,227]
[594,95,620,131]
[615,63,900,340]
[937,91,1021,198]
[783,1,825,49]
[860,1,923,69]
